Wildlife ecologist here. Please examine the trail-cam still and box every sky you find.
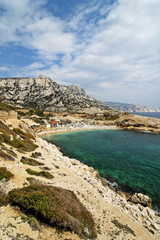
[0,0,160,107]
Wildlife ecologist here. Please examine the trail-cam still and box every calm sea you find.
[43,129,160,211]
[131,112,160,119]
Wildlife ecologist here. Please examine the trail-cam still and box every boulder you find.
[130,193,152,208]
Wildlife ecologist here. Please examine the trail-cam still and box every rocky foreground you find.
[0,109,160,240]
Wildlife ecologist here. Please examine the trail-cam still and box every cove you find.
[43,129,160,211]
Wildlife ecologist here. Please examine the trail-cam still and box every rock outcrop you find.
[105,102,160,112]
[115,114,160,134]
[130,193,152,208]
[0,75,111,113]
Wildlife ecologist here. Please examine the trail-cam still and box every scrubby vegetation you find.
[31,152,42,158]
[0,122,37,152]
[0,121,16,136]
[21,156,44,166]
[26,168,54,179]
[0,187,8,206]
[0,167,14,181]
[0,149,15,161]
[0,101,14,111]
[112,219,136,236]
[9,185,97,239]
[39,171,53,179]
[13,128,35,140]
[26,168,39,176]
[1,146,17,157]
[0,134,38,152]
[103,112,120,120]
[26,177,42,185]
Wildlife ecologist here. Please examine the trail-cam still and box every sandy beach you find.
[38,125,119,137]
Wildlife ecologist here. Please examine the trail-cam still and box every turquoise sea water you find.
[131,112,160,119]
[43,130,160,210]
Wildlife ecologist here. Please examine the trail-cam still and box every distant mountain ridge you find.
[105,101,160,112]
[0,75,111,112]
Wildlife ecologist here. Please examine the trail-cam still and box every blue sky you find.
[0,0,160,107]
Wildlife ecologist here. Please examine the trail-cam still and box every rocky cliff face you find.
[0,75,111,112]
[105,102,160,112]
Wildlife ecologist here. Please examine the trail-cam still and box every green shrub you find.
[26,168,39,176]
[39,171,54,179]
[34,109,44,117]
[26,177,42,185]
[31,152,42,158]
[9,185,97,239]
[0,101,14,111]
[21,156,44,166]
[1,134,38,152]
[13,128,35,140]
[0,134,4,144]
[0,149,15,161]
[0,121,15,135]
[26,169,53,179]
[112,219,136,236]
[0,188,8,206]
[0,167,14,181]
[2,147,17,157]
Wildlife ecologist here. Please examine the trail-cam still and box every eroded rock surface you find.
[0,75,111,112]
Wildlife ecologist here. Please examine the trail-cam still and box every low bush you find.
[21,156,44,166]
[26,168,54,179]
[0,149,15,161]
[0,121,15,135]
[39,171,54,179]
[13,128,35,140]
[26,177,42,185]
[2,147,17,157]
[0,187,8,206]
[26,168,39,176]
[0,167,14,181]
[112,219,136,236]
[31,152,42,158]
[9,185,97,239]
[1,133,38,152]
[0,101,14,111]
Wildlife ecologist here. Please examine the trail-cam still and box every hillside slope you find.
[0,75,111,113]
[0,106,160,239]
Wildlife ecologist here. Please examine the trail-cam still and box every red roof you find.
[51,121,58,123]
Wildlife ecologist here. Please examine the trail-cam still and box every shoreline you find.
[38,125,160,213]
[38,125,119,137]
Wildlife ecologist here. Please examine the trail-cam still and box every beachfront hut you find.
[51,120,59,127]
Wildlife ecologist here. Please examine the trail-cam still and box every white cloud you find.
[0,0,75,59]
[0,0,160,107]
[0,66,9,71]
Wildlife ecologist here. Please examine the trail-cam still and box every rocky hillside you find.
[0,107,160,239]
[105,102,160,112]
[0,75,111,113]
